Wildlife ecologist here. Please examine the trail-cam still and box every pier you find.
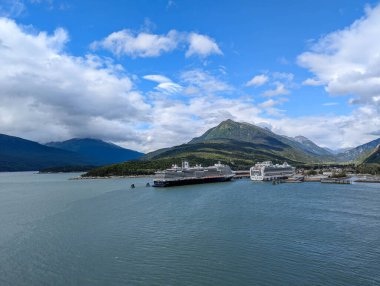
[234,170,250,179]
[321,178,351,184]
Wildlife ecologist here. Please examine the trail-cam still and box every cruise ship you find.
[153,161,234,187]
[250,161,295,181]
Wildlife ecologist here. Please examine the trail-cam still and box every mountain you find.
[0,134,88,171]
[85,119,339,177]
[362,144,380,164]
[142,119,332,167]
[46,138,144,166]
[337,138,380,162]
[324,147,352,155]
[291,136,332,157]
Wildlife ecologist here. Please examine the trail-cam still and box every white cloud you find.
[246,74,268,87]
[185,32,222,58]
[323,102,338,106]
[302,78,323,86]
[180,69,232,96]
[2,15,380,153]
[271,106,380,149]
[298,4,380,107]
[262,82,290,97]
[259,98,288,108]
[143,74,182,94]
[143,74,172,83]
[92,29,222,59]
[272,72,294,82]
[91,29,180,58]
[0,18,149,146]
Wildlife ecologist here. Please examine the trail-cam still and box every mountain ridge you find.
[0,134,144,171]
[0,134,89,171]
[46,138,144,166]
[336,138,380,162]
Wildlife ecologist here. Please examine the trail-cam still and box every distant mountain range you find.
[46,138,143,166]
[0,135,143,171]
[0,134,86,171]
[1,119,380,172]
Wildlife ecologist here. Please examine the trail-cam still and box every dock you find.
[321,178,351,184]
[234,170,250,179]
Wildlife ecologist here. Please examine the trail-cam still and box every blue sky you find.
[0,0,380,151]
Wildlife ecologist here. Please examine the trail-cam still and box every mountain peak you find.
[190,119,271,144]
[294,136,311,143]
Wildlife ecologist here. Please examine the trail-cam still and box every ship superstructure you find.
[250,161,295,181]
[153,161,234,187]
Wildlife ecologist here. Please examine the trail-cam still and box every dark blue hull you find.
[153,176,233,187]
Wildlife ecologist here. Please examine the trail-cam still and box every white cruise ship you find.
[250,161,295,181]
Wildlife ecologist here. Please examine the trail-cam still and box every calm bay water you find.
[0,172,379,286]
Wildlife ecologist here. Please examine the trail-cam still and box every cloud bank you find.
[298,4,380,107]
[0,17,149,144]
[2,5,380,153]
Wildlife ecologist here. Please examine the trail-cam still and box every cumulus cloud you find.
[298,4,380,107]
[92,29,222,59]
[2,14,380,153]
[246,74,268,87]
[185,32,222,58]
[271,106,380,149]
[0,18,149,145]
[91,29,179,58]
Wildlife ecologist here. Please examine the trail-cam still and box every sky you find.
[0,0,380,152]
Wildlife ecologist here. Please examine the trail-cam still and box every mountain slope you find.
[0,134,88,171]
[143,119,331,167]
[291,136,332,157]
[337,138,380,162]
[46,138,144,166]
[363,144,380,164]
[189,120,334,161]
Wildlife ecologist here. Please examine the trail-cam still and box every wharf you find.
[234,170,250,179]
[321,178,351,184]
[354,179,380,183]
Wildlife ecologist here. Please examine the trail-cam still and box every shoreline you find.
[70,175,155,180]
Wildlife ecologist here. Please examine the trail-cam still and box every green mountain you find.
[337,138,380,162]
[0,134,88,171]
[46,138,144,166]
[362,144,380,164]
[144,119,332,165]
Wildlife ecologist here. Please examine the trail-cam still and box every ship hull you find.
[153,176,233,187]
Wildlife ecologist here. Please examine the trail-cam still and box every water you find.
[0,172,379,286]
